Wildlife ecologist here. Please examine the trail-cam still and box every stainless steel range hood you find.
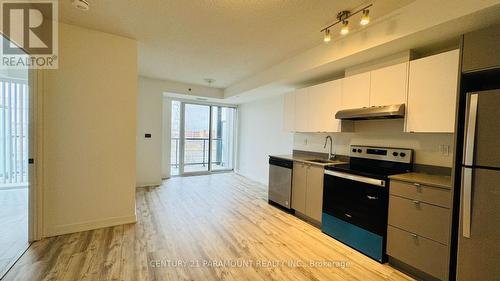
[335,104,405,120]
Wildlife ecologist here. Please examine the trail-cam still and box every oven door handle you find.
[324,170,385,187]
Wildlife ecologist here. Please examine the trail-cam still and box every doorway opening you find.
[0,36,31,278]
[170,100,236,176]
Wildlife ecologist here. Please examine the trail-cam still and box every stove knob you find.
[393,152,399,157]
[400,152,406,157]
[352,148,357,153]
[357,149,362,153]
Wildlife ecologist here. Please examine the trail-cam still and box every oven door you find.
[323,170,388,236]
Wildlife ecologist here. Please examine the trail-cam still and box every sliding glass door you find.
[211,106,235,171]
[183,103,210,173]
[171,101,236,176]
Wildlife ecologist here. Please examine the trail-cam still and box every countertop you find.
[389,172,452,189]
[270,154,346,167]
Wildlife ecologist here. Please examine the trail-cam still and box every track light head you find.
[340,20,349,35]
[323,29,331,43]
[360,9,370,26]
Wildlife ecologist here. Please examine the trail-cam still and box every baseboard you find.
[234,171,267,186]
[136,182,162,188]
[44,214,137,237]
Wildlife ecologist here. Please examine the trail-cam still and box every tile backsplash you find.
[293,120,454,167]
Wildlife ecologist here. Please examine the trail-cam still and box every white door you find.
[370,62,408,106]
[406,50,459,133]
[341,72,371,109]
[308,80,343,132]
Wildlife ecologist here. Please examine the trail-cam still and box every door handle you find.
[462,167,473,238]
[464,93,478,166]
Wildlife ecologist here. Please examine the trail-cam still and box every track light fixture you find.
[320,4,372,42]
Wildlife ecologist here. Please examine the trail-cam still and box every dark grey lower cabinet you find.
[387,179,452,281]
[387,226,448,280]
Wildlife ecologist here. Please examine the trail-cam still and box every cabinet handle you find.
[345,213,352,218]
[462,167,473,238]
[366,195,378,200]
[413,183,421,187]
[413,200,421,205]
[411,233,418,238]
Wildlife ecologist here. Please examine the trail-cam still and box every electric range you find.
[322,145,413,262]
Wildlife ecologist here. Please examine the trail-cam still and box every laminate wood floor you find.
[0,188,29,279]
[2,174,414,281]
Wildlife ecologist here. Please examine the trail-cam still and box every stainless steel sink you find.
[306,159,339,164]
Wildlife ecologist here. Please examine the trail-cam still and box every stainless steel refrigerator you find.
[457,89,500,280]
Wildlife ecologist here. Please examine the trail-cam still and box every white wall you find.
[161,98,172,179]
[136,76,225,182]
[42,23,137,237]
[294,120,454,168]
[136,77,164,186]
[237,95,293,185]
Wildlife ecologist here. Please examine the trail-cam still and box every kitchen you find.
[268,25,499,281]
[1,1,499,281]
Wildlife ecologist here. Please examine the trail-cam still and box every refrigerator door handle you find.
[464,93,479,166]
[462,167,473,238]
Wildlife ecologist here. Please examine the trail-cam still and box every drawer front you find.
[390,180,451,208]
[387,226,448,280]
[388,195,450,244]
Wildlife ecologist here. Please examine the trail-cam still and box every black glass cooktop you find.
[325,158,412,180]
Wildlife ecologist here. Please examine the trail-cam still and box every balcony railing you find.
[171,137,226,168]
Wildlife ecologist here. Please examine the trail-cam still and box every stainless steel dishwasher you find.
[268,156,293,210]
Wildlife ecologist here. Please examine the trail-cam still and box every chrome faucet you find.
[324,136,335,160]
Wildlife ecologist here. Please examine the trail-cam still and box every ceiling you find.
[58,0,393,88]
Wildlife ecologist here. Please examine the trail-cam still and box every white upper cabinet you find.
[294,87,310,132]
[282,51,459,133]
[341,72,371,110]
[283,92,295,132]
[308,79,343,132]
[406,49,460,133]
[370,62,408,106]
